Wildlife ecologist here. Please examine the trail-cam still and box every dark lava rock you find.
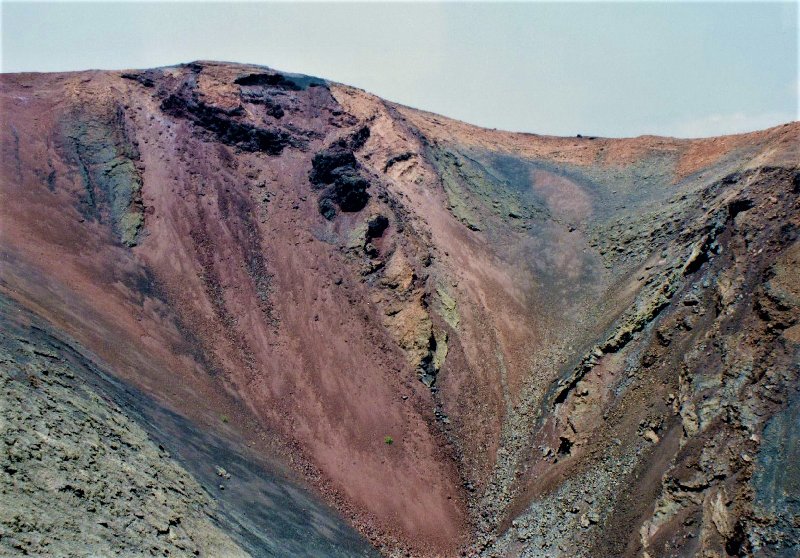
[347,126,370,150]
[310,131,373,217]
[318,198,337,221]
[366,215,389,240]
[234,72,303,90]
[310,148,358,187]
[309,128,370,186]
[159,75,306,155]
[121,72,156,88]
[364,243,379,258]
[161,93,300,155]
[239,90,285,119]
[233,72,326,91]
[319,174,370,214]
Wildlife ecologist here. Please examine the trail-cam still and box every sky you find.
[1,1,797,138]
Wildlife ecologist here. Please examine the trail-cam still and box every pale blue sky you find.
[1,2,797,138]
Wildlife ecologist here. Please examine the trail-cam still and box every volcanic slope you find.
[1,61,799,557]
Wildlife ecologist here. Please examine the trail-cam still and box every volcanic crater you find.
[1,61,799,557]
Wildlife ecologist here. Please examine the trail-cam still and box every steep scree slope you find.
[1,61,798,557]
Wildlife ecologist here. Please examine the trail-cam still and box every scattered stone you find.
[579,512,599,528]
[215,466,231,480]
[682,293,700,306]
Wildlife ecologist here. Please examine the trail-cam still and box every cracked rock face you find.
[1,61,798,557]
[0,317,249,558]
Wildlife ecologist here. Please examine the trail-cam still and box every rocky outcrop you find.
[0,313,249,557]
[160,81,305,155]
[310,126,373,218]
[61,101,145,246]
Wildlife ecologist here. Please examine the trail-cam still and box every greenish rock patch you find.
[427,144,548,232]
[63,104,145,247]
[436,286,460,330]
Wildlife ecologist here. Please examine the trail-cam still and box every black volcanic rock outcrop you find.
[160,86,302,155]
[311,127,373,218]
